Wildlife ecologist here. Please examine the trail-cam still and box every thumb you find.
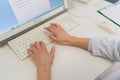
[49,34,57,41]
[50,46,55,59]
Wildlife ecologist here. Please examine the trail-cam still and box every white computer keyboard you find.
[8,12,80,60]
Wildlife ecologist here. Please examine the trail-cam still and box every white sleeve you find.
[88,36,120,61]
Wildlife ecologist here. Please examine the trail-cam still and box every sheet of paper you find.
[9,0,51,24]
[96,62,120,80]
[100,4,120,25]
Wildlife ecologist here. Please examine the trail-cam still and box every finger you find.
[27,49,33,56]
[50,46,55,56]
[51,23,60,28]
[51,23,65,32]
[34,41,41,49]
[50,46,55,60]
[48,34,57,41]
[50,23,58,29]
[44,24,53,29]
[39,41,48,53]
[34,42,42,53]
[27,49,36,61]
[45,26,56,34]
[39,41,46,49]
[30,44,37,53]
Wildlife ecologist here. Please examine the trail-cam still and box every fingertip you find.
[34,41,38,46]
[34,41,37,44]
[44,27,48,30]
[51,46,55,55]
[51,23,58,26]
[48,35,53,39]
[27,49,29,53]
[51,23,55,25]
[39,41,46,48]
[39,41,44,44]
[52,46,56,50]
[30,43,34,48]
[27,49,30,53]
[41,41,45,45]
[27,49,32,55]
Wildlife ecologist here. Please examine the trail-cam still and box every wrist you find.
[67,36,89,49]
[66,36,77,46]
[37,66,51,80]
[37,66,51,72]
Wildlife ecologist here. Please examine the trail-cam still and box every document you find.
[98,3,120,27]
[96,62,120,80]
[9,0,51,24]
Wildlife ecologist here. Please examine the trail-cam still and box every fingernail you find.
[27,49,30,52]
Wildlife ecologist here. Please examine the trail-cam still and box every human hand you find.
[27,41,55,70]
[45,23,72,45]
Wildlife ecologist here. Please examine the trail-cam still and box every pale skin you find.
[27,41,55,80]
[27,23,90,80]
[45,23,89,50]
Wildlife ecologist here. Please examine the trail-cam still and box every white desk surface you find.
[0,0,118,80]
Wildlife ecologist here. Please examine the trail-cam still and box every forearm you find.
[67,36,90,50]
[37,67,51,80]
